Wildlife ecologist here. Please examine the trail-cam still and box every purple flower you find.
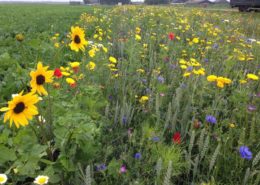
[145,88,151,93]
[96,164,107,171]
[134,152,142,159]
[141,78,147,84]
[122,116,127,124]
[157,76,165,83]
[204,58,209,63]
[152,136,160,142]
[181,83,186,88]
[206,115,217,124]
[120,165,127,173]
[187,66,193,72]
[247,105,256,112]
[239,146,252,160]
[170,64,176,69]
[212,43,219,49]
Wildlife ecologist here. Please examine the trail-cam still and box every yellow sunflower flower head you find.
[0,92,39,128]
[69,26,88,52]
[30,62,53,96]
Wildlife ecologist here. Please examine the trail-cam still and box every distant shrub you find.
[145,0,169,5]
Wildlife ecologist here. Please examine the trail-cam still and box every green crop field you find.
[0,4,260,185]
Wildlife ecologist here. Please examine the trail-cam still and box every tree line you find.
[83,0,170,4]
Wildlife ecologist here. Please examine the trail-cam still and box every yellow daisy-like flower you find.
[247,73,259,81]
[88,49,96,58]
[136,69,145,73]
[66,78,76,87]
[30,62,53,96]
[0,174,7,184]
[192,37,199,44]
[102,46,108,53]
[69,26,88,52]
[183,72,191,77]
[207,75,216,82]
[86,61,96,71]
[109,56,117,64]
[15,33,24,42]
[239,79,247,84]
[139,96,149,104]
[135,34,141,41]
[34,175,49,185]
[0,92,39,128]
[69,62,80,68]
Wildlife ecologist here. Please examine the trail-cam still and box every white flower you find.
[222,19,230,23]
[34,175,49,185]
[0,174,8,185]
[38,116,46,123]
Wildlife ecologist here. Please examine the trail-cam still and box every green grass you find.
[0,4,260,39]
[0,4,92,40]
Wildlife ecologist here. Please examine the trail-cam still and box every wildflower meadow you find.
[0,4,260,185]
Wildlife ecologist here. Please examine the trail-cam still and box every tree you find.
[100,0,130,4]
[145,0,169,4]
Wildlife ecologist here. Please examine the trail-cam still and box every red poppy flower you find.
[54,68,62,78]
[168,32,175,40]
[172,132,181,144]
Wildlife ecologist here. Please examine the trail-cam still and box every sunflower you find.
[30,62,53,96]
[69,26,88,52]
[0,92,39,128]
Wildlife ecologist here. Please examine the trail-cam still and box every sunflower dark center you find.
[74,35,81,44]
[14,102,25,114]
[36,75,45,85]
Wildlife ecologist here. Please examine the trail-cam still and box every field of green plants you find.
[0,4,260,185]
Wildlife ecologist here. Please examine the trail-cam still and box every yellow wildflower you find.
[247,74,259,81]
[86,61,96,71]
[139,96,149,104]
[109,57,117,64]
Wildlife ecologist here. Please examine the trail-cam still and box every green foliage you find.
[0,4,260,185]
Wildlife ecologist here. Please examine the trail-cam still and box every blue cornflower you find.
[134,152,142,159]
[122,116,127,124]
[96,164,107,171]
[239,146,252,160]
[152,136,160,142]
[206,115,217,124]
